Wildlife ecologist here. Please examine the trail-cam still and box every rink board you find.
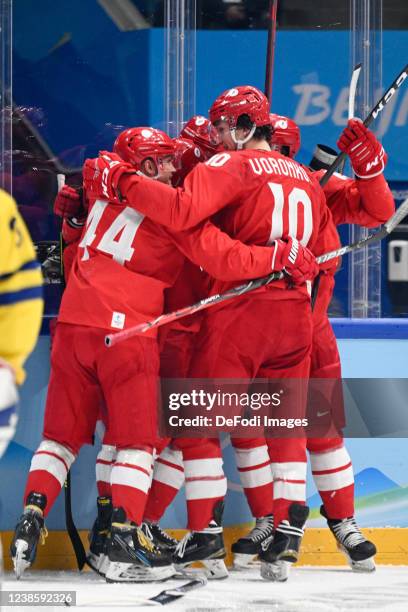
[1,320,408,568]
[1,527,408,571]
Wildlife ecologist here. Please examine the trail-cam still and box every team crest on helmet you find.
[195,116,206,126]
[194,147,201,158]
[227,88,239,97]
[141,129,153,138]
[276,119,288,130]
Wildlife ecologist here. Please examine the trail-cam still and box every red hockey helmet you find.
[171,137,205,187]
[180,116,221,160]
[113,127,175,171]
[209,85,270,129]
[269,113,301,159]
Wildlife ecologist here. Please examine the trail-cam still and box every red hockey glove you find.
[273,237,319,286]
[53,185,82,218]
[337,118,387,179]
[83,151,137,202]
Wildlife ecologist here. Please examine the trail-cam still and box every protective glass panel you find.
[1,1,407,318]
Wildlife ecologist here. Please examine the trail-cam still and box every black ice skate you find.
[10,492,48,579]
[173,501,228,580]
[105,508,175,583]
[259,503,309,582]
[141,520,179,552]
[86,496,112,576]
[321,505,377,572]
[231,514,274,569]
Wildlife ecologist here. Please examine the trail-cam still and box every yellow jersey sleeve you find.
[0,189,44,384]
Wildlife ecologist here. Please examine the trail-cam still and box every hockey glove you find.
[337,118,387,179]
[273,237,319,286]
[54,185,83,218]
[83,151,137,203]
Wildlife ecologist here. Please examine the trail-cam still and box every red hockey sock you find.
[232,442,274,518]
[309,444,355,519]
[144,447,184,522]
[111,449,152,524]
[95,444,116,497]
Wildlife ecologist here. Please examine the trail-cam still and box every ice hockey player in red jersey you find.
[83,85,334,581]
[10,125,287,583]
[230,112,394,573]
[51,131,214,575]
[180,114,222,160]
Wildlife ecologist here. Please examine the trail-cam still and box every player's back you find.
[212,149,324,249]
[58,197,184,333]
[208,149,328,295]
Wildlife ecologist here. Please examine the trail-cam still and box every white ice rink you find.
[2,566,408,611]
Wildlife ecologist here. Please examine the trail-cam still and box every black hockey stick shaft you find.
[105,197,408,347]
[320,64,408,187]
[264,0,278,105]
[64,471,86,570]
[57,175,85,571]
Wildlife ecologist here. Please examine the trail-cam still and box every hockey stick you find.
[64,576,208,607]
[319,63,408,187]
[264,0,278,106]
[316,196,408,264]
[147,576,208,606]
[57,173,87,571]
[337,63,362,175]
[312,63,362,305]
[348,63,362,120]
[64,471,86,570]
[105,197,408,348]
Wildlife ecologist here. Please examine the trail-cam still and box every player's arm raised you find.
[83,151,245,230]
[321,119,395,227]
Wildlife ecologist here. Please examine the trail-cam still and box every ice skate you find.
[105,508,175,583]
[321,505,377,572]
[10,492,48,579]
[141,520,179,552]
[232,514,274,569]
[259,503,309,582]
[86,496,112,576]
[173,501,228,580]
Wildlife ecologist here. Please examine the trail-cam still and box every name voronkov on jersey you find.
[248,156,311,183]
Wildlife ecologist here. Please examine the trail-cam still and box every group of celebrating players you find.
[10,84,395,584]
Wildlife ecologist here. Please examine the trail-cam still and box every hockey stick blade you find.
[337,63,361,174]
[148,576,208,606]
[64,472,86,571]
[348,63,362,119]
[320,63,408,187]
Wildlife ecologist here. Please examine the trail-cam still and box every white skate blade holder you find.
[86,550,110,577]
[340,548,376,573]
[260,559,291,582]
[233,552,261,570]
[13,540,30,580]
[105,561,176,583]
[175,558,229,580]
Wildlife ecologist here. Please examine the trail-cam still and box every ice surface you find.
[2,566,408,611]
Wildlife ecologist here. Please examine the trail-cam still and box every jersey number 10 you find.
[267,182,313,247]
